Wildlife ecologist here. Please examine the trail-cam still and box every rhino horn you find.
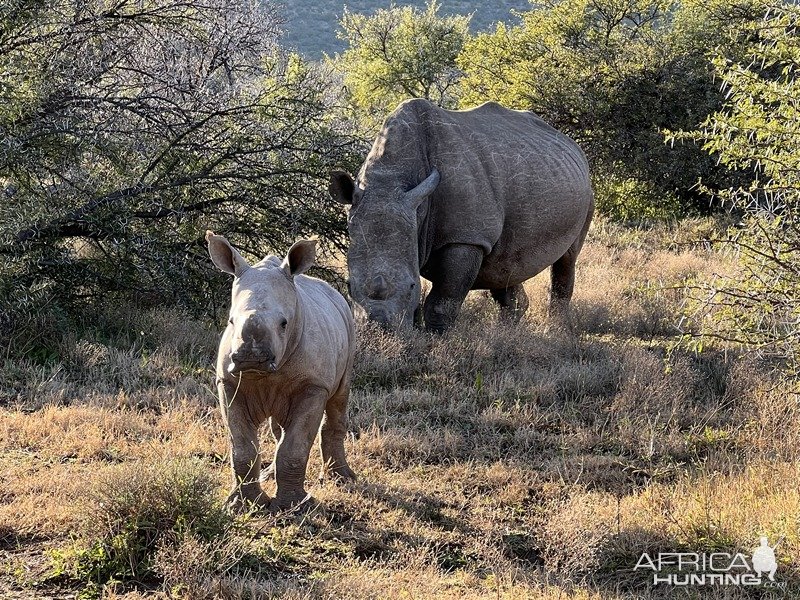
[404,168,440,209]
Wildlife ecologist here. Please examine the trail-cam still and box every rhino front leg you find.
[423,244,483,333]
[320,389,356,481]
[270,386,327,511]
[218,380,270,511]
[491,284,529,322]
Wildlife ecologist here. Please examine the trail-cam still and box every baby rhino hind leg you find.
[319,389,356,481]
[259,417,284,482]
[490,284,529,322]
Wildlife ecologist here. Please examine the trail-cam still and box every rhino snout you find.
[366,274,390,300]
[228,347,277,374]
[228,338,277,373]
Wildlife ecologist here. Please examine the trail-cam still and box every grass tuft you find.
[48,458,231,592]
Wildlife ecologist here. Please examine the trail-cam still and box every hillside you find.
[279,0,530,58]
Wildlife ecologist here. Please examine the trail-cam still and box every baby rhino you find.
[206,231,356,512]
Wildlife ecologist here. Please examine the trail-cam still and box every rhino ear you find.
[329,170,354,205]
[405,168,440,209]
[205,230,250,277]
[282,239,316,277]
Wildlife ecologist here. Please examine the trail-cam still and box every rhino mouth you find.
[366,306,416,330]
[368,308,392,328]
[228,358,278,375]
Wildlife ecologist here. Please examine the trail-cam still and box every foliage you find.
[49,458,232,591]
[281,0,530,58]
[0,0,359,353]
[593,167,684,222]
[330,1,469,129]
[456,0,763,219]
[676,3,800,376]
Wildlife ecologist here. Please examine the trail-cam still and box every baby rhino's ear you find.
[282,239,316,277]
[206,230,250,277]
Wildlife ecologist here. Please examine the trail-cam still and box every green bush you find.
[0,0,359,352]
[593,171,684,223]
[50,458,231,591]
[329,1,469,129]
[456,0,764,218]
[676,3,800,377]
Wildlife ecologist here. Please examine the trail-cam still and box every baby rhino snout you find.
[228,313,279,374]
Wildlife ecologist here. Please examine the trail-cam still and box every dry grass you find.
[1,217,798,599]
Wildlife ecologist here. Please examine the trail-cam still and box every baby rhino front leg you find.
[270,386,328,511]
[219,381,271,512]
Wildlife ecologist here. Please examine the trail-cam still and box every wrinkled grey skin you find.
[207,231,356,513]
[330,99,594,332]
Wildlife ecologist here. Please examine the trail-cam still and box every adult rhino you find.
[330,99,594,332]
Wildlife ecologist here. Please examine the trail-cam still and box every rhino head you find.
[206,231,316,375]
[330,168,440,328]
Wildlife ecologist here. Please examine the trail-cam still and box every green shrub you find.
[675,4,800,378]
[50,458,231,590]
[329,1,469,129]
[456,0,764,218]
[593,171,684,223]
[0,0,358,345]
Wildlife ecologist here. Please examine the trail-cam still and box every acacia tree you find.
[678,3,800,375]
[330,1,469,128]
[0,0,359,345]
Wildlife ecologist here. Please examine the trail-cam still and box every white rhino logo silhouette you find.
[752,537,778,581]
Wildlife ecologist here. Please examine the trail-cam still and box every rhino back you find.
[373,99,593,288]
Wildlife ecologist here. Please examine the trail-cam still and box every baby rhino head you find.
[206,231,316,376]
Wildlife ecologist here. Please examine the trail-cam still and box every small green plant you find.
[49,458,232,590]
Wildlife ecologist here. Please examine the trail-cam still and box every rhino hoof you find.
[268,493,317,515]
[225,490,271,514]
[330,465,357,482]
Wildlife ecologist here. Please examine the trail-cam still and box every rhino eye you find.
[280,318,288,330]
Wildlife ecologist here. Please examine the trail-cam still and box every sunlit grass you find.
[1,217,797,599]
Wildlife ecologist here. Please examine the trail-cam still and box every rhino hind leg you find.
[490,284,529,322]
[320,389,356,482]
[423,244,483,333]
[548,236,587,329]
[549,199,593,329]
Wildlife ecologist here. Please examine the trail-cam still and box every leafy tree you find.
[0,0,359,352]
[676,3,800,374]
[330,1,469,128]
[456,0,762,219]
